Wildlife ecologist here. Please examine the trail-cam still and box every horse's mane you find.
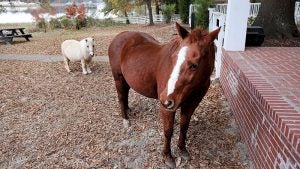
[163,37,181,54]
[161,28,211,56]
[188,28,209,44]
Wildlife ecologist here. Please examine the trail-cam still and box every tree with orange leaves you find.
[65,1,87,30]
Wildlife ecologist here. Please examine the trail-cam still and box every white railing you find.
[208,8,226,78]
[214,3,260,17]
[215,4,227,14]
[190,2,300,26]
[203,2,300,78]
[249,3,261,17]
[113,14,180,24]
[295,2,300,25]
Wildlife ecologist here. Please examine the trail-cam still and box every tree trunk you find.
[145,0,154,25]
[124,10,130,24]
[253,0,299,38]
[155,0,159,15]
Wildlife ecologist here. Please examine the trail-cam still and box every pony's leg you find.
[87,66,92,74]
[81,59,88,75]
[114,74,131,127]
[85,60,92,74]
[160,107,176,168]
[64,57,71,72]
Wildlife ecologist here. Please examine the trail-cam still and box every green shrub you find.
[86,16,97,27]
[60,17,74,29]
[36,18,47,32]
[179,0,191,24]
[49,18,62,29]
[96,18,124,27]
[248,16,256,26]
[75,18,87,30]
[194,0,214,28]
[162,4,176,24]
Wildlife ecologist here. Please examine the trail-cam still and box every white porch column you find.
[223,0,250,51]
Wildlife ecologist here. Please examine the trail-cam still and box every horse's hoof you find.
[82,72,88,75]
[180,149,191,161]
[123,119,130,128]
[165,158,176,169]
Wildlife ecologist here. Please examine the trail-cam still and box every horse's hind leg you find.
[63,56,71,72]
[113,73,131,127]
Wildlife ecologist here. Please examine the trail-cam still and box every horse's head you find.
[83,37,95,58]
[159,23,220,111]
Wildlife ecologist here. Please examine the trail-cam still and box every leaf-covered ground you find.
[0,24,176,56]
[0,24,252,168]
[0,61,251,168]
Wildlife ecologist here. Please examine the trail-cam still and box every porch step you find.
[220,47,300,169]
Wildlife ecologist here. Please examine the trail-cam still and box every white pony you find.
[61,37,95,75]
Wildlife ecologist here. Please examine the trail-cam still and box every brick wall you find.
[220,48,300,169]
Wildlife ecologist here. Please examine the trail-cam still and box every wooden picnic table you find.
[0,28,32,44]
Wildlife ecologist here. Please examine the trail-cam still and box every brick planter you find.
[220,47,300,169]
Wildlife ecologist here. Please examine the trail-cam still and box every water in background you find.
[0,1,113,24]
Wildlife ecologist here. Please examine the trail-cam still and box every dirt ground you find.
[0,24,252,168]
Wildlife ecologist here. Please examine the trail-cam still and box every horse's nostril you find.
[164,100,175,109]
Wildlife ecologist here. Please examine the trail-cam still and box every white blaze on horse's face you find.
[167,46,188,96]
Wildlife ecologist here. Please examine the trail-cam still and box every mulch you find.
[0,60,251,168]
[0,24,253,168]
[262,37,300,47]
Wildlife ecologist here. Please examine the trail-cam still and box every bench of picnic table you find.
[0,28,32,44]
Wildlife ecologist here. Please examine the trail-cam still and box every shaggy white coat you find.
[61,37,95,74]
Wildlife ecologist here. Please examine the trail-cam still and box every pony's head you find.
[159,23,220,111]
[83,37,95,58]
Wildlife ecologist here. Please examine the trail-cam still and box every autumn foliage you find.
[65,2,87,29]
[65,2,86,20]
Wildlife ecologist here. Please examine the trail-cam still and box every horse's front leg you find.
[160,107,176,168]
[178,103,198,160]
[81,59,88,75]
[85,60,92,74]
[178,92,206,161]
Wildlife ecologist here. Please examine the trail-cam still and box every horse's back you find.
[108,31,160,75]
[108,31,161,98]
[61,40,81,61]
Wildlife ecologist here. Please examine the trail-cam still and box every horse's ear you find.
[85,39,88,43]
[176,22,189,39]
[206,27,221,43]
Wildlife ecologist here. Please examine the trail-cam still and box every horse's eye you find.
[189,63,198,70]
[87,45,89,48]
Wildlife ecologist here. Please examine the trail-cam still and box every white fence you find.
[113,14,180,24]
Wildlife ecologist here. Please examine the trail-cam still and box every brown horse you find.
[108,23,220,168]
